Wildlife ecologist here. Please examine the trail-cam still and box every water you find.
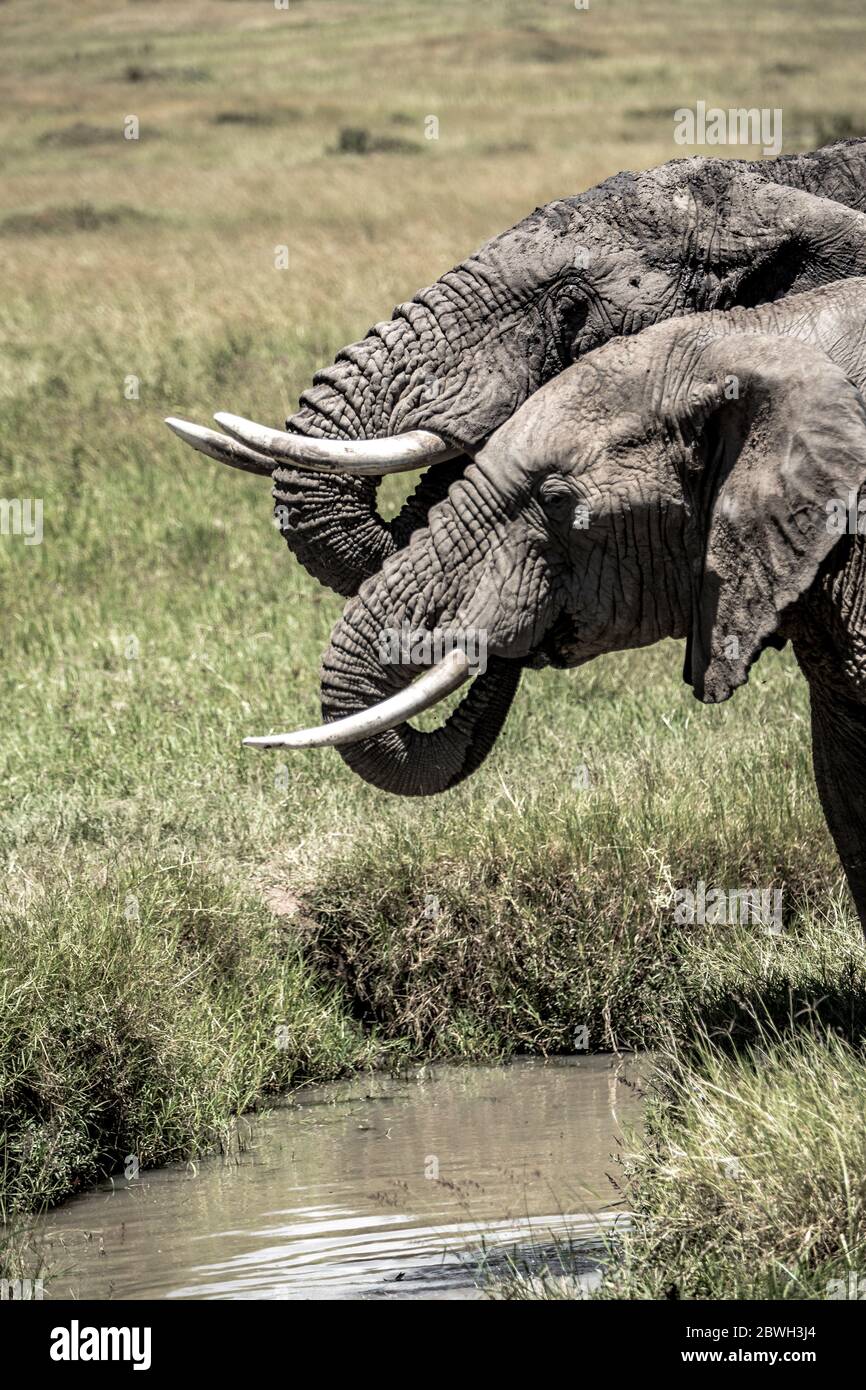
[34,1055,642,1300]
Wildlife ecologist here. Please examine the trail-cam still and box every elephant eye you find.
[537,477,574,511]
[538,283,591,364]
[557,297,590,362]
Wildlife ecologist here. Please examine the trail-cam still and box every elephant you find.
[166,141,866,601]
[245,276,866,929]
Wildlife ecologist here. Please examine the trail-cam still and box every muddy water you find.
[35,1055,642,1300]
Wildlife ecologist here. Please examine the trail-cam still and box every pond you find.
[34,1054,643,1300]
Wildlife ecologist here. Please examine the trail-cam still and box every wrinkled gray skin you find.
[276,140,866,597]
[319,277,866,927]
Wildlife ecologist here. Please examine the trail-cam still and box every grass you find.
[1,0,866,1299]
[604,1027,866,1299]
[502,1022,866,1301]
[0,858,374,1216]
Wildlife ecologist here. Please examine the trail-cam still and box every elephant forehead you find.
[478,191,633,291]
[477,212,572,286]
[522,348,647,435]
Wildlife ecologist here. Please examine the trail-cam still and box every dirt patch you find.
[0,203,156,237]
[124,64,210,84]
[263,885,303,918]
[329,126,422,156]
[39,124,123,149]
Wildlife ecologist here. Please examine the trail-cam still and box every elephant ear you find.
[671,333,866,703]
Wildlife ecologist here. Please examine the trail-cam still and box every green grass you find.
[502,1026,866,1301]
[500,912,866,1299]
[593,1022,866,1300]
[2,0,866,1299]
[0,858,374,1217]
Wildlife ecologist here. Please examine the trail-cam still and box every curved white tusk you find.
[164,417,274,476]
[244,647,472,750]
[214,412,460,477]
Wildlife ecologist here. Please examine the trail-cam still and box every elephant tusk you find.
[244,647,472,749]
[164,417,275,476]
[214,412,461,476]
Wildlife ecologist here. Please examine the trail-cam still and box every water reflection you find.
[35,1055,642,1300]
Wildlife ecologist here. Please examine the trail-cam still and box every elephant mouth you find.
[528,612,584,669]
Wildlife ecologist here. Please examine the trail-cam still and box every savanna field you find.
[3,0,866,1298]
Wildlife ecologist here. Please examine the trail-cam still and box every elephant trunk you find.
[273,284,481,597]
[272,432,466,597]
[317,562,522,796]
[169,208,576,597]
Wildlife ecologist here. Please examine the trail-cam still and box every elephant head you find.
[246,277,866,795]
[167,142,866,599]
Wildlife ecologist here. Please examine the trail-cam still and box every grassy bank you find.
[499,913,866,1299]
[3,0,866,1298]
[598,1022,866,1300]
[0,859,374,1216]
